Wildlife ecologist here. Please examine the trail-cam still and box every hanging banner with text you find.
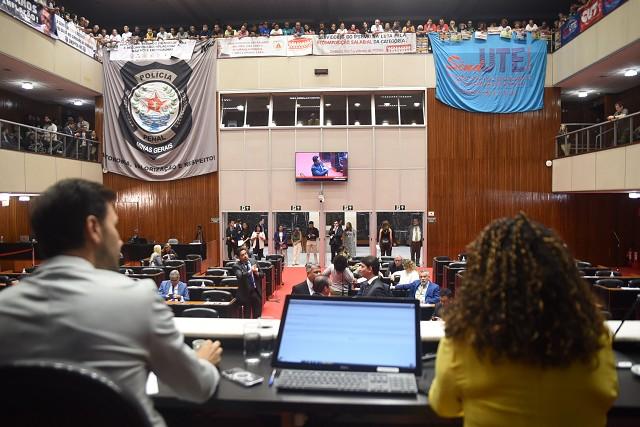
[217,35,312,57]
[0,0,57,38]
[109,39,196,61]
[312,33,416,55]
[603,0,625,14]
[428,33,547,113]
[54,15,97,57]
[578,0,603,31]
[103,41,217,180]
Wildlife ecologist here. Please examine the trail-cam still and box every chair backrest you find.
[627,279,640,288]
[380,256,395,264]
[206,268,227,276]
[434,256,451,261]
[595,279,624,288]
[220,277,239,286]
[202,289,233,302]
[0,361,152,427]
[140,259,150,266]
[576,261,592,269]
[142,267,163,274]
[186,254,202,260]
[457,252,468,261]
[167,238,179,245]
[266,254,284,263]
[224,261,236,267]
[447,262,466,269]
[257,261,272,268]
[188,279,214,287]
[163,260,185,267]
[595,270,621,277]
[180,308,219,318]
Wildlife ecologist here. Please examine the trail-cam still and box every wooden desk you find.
[122,243,205,261]
[583,276,640,285]
[167,299,238,318]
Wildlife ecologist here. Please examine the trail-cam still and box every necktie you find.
[247,263,256,288]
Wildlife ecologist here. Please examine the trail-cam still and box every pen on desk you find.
[268,369,276,387]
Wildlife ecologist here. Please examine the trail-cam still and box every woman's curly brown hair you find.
[444,212,606,367]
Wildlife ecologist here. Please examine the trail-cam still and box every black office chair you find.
[595,270,621,277]
[140,259,150,266]
[257,261,272,268]
[181,308,220,318]
[447,262,467,269]
[433,256,451,261]
[206,268,227,276]
[164,260,185,267]
[202,290,233,302]
[220,277,238,286]
[380,256,394,264]
[457,252,468,261]
[266,254,284,262]
[595,279,624,288]
[576,261,592,269]
[224,261,236,267]
[188,279,214,287]
[142,268,163,274]
[626,279,640,288]
[186,254,202,261]
[187,286,204,301]
[0,360,152,427]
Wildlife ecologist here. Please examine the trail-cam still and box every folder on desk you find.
[272,295,421,394]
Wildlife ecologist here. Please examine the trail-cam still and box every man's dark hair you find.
[236,247,247,257]
[360,255,380,275]
[30,179,116,258]
[308,221,314,225]
[333,254,348,272]
[313,275,330,295]
[312,156,319,162]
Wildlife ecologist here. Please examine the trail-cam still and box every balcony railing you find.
[0,119,101,163]
[555,111,639,158]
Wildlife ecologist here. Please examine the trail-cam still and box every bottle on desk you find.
[610,271,615,278]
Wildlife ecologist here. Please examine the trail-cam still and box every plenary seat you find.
[220,277,239,287]
[142,267,163,275]
[595,279,624,288]
[188,278,214,287]
[206,268,227,276]
[0,360,152,427]
[181,308,219,318]
[595,270,621,277]
[202,289,234,302]
[627,279,640,288]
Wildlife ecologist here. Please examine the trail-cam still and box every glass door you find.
[375,212,424,265]
[273,211,319,266]
[221,212,268,262]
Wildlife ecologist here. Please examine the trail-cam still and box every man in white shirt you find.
[0,179,223,427]
[371,19,384,34]
[525,20,538,32]
[156,26,169,40]
[121,25,132,43]
[108,28,121,48]
[270,24,283,36]
[42,115,57,150]
[409,217,423,266]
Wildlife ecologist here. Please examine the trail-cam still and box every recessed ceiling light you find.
[577,90,588,98]
[18,196,30,202]
[624,69,638,77]
[629,192,640,199]
[325,103,331,107]
[413,102,420,107]
[73,100,83,106]
[354,121,360,125]
[236,105,244,111]
[22,82,34,90]
[383,102,391,107]
[354,102,361,107]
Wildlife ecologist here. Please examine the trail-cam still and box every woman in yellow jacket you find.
[429,213,618,427]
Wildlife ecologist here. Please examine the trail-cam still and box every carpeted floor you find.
[261,266,307,319]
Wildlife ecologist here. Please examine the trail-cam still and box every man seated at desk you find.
[162,243,177,260]
[128,228,147,244]
[393,270,440,304]
[159,270,190,301]
[311,155,329,176]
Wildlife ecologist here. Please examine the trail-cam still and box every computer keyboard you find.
[276,369,418,394]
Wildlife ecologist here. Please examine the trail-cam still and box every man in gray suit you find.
[0,179,223,427]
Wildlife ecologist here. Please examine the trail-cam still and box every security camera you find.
[318,194,325,203]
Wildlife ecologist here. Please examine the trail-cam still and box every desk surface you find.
[167,299,236,307]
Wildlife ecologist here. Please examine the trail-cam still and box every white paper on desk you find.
[146,372,159,395]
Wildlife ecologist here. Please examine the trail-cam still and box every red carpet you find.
[261,267,307,319]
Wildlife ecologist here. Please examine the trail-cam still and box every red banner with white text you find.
[579,0,603,31]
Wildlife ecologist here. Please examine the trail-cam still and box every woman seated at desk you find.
[149,244,163,267]
[429,213,618,427]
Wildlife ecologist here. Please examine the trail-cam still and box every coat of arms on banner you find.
[118,64,193,158]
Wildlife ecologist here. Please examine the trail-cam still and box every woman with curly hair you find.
[429,213,618,427]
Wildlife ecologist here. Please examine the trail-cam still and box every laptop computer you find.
[271,295,421,394]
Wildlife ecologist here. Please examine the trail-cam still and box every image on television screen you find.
[295,152,348,182]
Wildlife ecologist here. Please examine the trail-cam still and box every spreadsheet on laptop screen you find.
[275,299,417,370]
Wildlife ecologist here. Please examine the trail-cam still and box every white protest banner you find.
[312,33,416,55]
[217,36,312,58]
[54,15,97,58]
[109,40,196,61]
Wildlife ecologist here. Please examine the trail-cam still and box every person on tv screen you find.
[311,155,329,176]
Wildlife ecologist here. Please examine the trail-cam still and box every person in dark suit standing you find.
[291,263,321,296]
[225,220,237,260]
[357,256,391,297]
[233,247,264,319]
[409,217,423,266]
[328,220,343,263]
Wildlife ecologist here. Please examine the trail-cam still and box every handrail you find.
[555,111,639,158]
[0,118,101,163]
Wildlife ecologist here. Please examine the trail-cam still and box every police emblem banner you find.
[428,33,546,113]
[103,41,217,180]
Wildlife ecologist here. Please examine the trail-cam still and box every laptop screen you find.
[272,296,421,374]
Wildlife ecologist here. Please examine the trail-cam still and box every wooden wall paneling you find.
[94,96,104,160]
[103,172,220,263]
[426,87,638,266]
[0,199,32,243]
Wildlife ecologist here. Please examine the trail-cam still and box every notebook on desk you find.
[272,295,421,395]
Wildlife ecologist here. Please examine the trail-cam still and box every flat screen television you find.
[295,152,348,182]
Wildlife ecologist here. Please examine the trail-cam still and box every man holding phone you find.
[158,269,190,301]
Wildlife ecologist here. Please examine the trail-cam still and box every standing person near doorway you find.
[250,224,266,260]
[274,225,288,265]
[305,221,319,264]
[379,220,393,256]
[291,226,303,265]
[225,220,237,260]
[343,222,356,259]
[410,217,423,266]
[328,220,343,263]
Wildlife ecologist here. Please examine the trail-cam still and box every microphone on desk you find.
[612,294,640,340]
